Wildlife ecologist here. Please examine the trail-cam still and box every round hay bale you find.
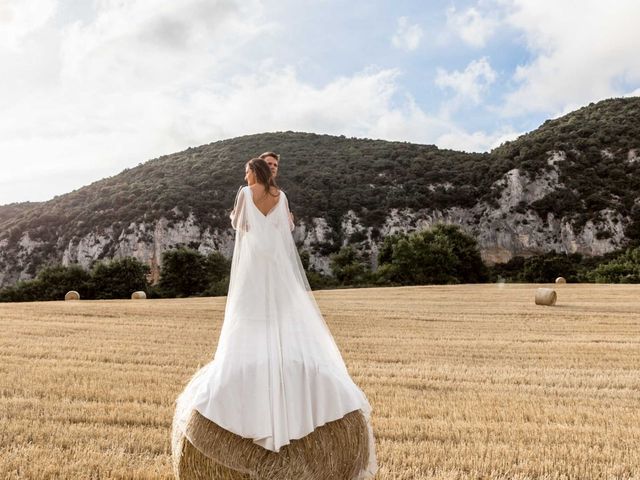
[555,277,566,284]
[535,288,557,306]
[64,290,80,301]
[171,408,371,480]
[131,291,147,299]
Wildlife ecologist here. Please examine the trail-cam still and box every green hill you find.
[0,133,512,247]
[492,97,640,230]
[0,96,639,286]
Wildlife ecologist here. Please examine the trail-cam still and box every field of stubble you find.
[1,283,639,480]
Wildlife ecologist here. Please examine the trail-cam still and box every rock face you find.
[0,153,630,288]
[56,213,236,286]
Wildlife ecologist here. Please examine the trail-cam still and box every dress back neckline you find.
[247,186,281,218]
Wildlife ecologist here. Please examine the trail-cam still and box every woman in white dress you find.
[173,158,378,478]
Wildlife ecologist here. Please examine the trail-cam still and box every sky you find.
[1,0,640,205]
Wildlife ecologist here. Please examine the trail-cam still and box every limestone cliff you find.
[1,97,639,288]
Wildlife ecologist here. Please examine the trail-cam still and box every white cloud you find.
[0,0,269,203]
[0,0,57,50]
[0,0,524,205]
[391,16,423,51]
[436,127,521,153]
[180,67,408,139]
[435,57,497,106]
[501,0,640,115]
[446,6,498,48]
[0,57,510,204]
[59,0,267,91]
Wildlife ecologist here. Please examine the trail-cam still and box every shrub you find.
[90,257,150,299]
[158,247,209,297]
[375,224,487,285]
[330,245,370,285]
[587,247,640,283]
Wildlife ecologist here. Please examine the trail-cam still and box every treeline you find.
[0,249,232,302]
[2,224,640,302]
[324,224,488,287]
[490,247,640,283]
[325,224,640,287]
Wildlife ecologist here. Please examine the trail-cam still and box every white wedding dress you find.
[173,185,378,478]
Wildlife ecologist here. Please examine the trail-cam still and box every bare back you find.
[249,184,281,216]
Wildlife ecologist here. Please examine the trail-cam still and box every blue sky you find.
[1,0,639,204]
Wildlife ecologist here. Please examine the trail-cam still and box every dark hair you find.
[246,158,279,196]
[259,151,280,161]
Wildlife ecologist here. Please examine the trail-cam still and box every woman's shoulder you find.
[243,184,283,197]
[233,185,247,203]
[265,185,282,197]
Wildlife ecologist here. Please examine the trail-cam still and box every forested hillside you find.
[0,96,639,287]
[492,98,640,232]
[0,134,510,245]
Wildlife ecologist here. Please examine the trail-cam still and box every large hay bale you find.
[64,290,80,301]
[131,291,147,299]
[535,288,557,306]
[555,277,566,284]
[171,408,370,480]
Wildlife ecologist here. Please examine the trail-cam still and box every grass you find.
[1,283,639,479]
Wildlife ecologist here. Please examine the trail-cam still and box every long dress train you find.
[173,185,378,478]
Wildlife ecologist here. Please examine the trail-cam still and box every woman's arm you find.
[230,186,247,230]
[284,193,295,232]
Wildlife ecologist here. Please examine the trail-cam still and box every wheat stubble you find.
[1,284,639,479]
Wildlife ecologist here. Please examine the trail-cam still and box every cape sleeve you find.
[283,192,295,232]
[230,186,248,231]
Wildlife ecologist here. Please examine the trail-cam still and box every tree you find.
[391,229,459,284]
[36,264,91,300]
[376,224,487,285]
[330,245,369,285]
[0,280,43,302]
[430,224,488,283]
[488,256,525,282]
[90,257,150,299]
[158,247,208,297]
[299,248,337,290]
[587,247,640,283]
[0,264,90,302]
[299,249,311,270]
[377,232,407,266]
[203,251,232,296]
[520,253,579,283]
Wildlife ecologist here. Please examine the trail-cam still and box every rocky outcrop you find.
[55,212,236,286]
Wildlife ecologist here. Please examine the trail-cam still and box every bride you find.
[173,157,378,477]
